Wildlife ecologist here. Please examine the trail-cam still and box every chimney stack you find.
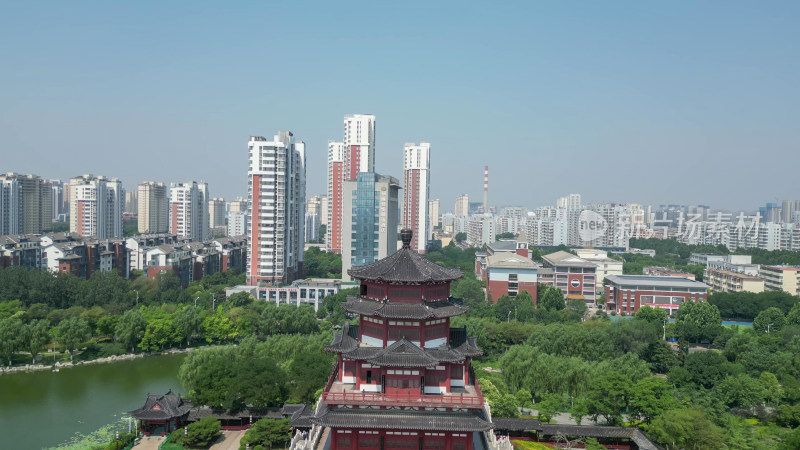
[483,166,489,214]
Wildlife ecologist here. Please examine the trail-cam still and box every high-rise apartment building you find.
[403,142,430,253]
[247,132,306,286]
[455,194,469,217]
[208,198,226,228]
[228,198,248,214]
[69,174,124,238]
[0,175,21,235]
[49,180,64,221]
[137,182,168,234]
[341,173,399,281]
[326,141,345,254]
[125,191,138,214]
[429,199,440,229]
[0,173,53,234]
[343,114,376,178]
[169,181,210,241]
[228,211,248,237]
[307,195,324,217]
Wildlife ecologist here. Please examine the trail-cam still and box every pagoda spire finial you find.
[400,228,413,249]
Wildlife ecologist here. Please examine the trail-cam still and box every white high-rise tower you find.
[169,181,210,241]
[403,142,431,253]
[247,132,306,286]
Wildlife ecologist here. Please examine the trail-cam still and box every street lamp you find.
[115,430,119,450]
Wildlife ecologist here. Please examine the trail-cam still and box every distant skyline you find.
[1,1,798,211]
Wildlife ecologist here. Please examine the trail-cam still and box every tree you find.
[539,285,565,311]
[0,318,23,365]
[647,407,727,450]
[492,393,520,418]
[570,396,589,425]
[753,306,786,333]
[715,374,763,410]
[139,317,178,351]
[630,377,677,424]
[55,317,91,361]
[115,309,147,353]
[759,371,782,405]
[174,306,202,347]
[455,232,467,242]
[515,389,532,409]
[239,418,292,450]
[536,393,567,423]
[586,371,630,425]
[683,350,731,389]
[23,319,51,364]
[171,417,221,448]
[674,301,722,345]
[787,302,800,325]
[634,305,667,325]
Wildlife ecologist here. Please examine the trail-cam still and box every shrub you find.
[171,417,221,448]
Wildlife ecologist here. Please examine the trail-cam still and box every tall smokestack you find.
[483,166,488,214]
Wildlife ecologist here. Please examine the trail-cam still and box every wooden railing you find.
[324,363,339,392]
[321,391,483,408]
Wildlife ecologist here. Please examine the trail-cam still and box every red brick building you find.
[312,229,492,450]
[541,251,597,303]
[604,275,709,315]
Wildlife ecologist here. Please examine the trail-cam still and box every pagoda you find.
[311,229,493,450]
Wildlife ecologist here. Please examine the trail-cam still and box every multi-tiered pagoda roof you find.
[311,230,492,448]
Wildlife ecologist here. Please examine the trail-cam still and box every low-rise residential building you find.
[144,244,193,287]
[703,255,760,277]
[760,265,800,296]
[541,250,597,303]
[0,234,43,269]
[40,233,128,279]
[643,266,696,280]
[704,268,765,293]
[605,275,709,315]
[689,253,727,266]
[126,234,181,272]
[211,236,247,273]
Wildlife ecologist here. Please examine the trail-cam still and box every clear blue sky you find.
[1,1,798,211]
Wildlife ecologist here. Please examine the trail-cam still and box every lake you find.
[0,353,186,449]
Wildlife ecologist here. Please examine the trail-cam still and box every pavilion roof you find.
[311,404,494,432]
[129,390,192,421]
[347,229,462,284]
[328,328,483,365]
[341,296,468,320]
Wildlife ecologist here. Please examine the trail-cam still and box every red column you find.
[420,321,426,347]
[446,433,453,450]
[383,323,389,347]
[355,362,361,390]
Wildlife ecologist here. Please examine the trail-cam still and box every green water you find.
[0,353,186,449]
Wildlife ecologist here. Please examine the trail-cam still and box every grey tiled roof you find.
[311,405,494,432]
[129,390,192,420]
[325,323,360,353]
[342,296,468,319]
[282,403,315,429]
[365,338,440,367]
[331,331,483,366]
[347,236,462,283]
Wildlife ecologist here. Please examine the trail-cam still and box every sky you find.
[1,1,799,212]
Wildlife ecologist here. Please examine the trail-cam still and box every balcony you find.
[320,365,484,408]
